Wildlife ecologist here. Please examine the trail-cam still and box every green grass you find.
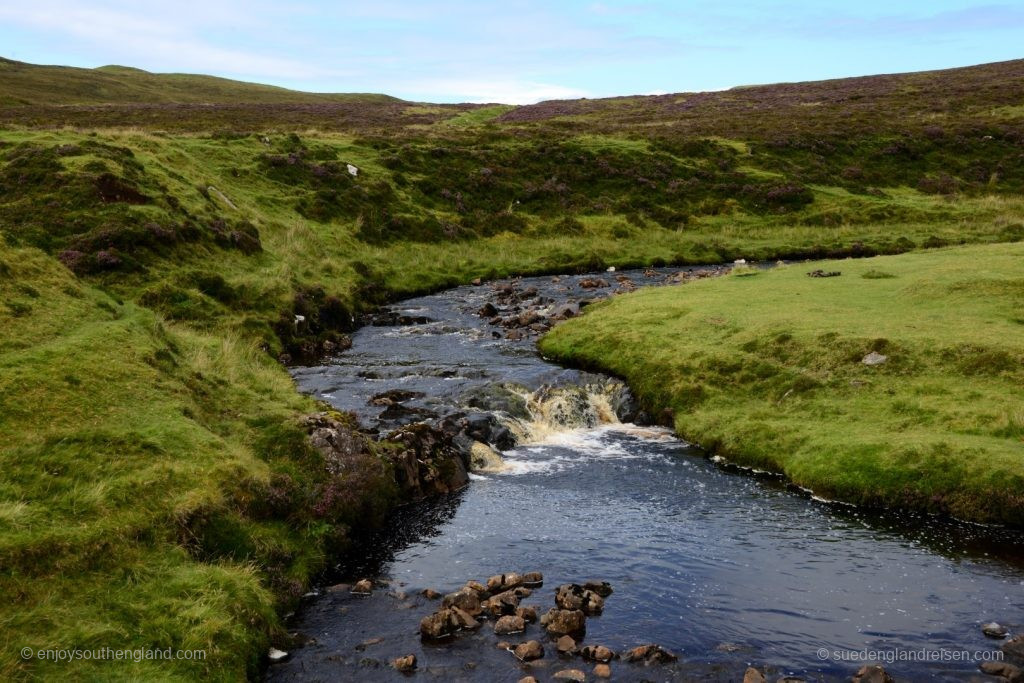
[540,243,1024,524]
[0,239,400,680]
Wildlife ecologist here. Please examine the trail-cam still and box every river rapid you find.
[272,266,1024,682]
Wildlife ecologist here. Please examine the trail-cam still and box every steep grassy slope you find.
[1,57,1024,679]
[541,244,1024,524]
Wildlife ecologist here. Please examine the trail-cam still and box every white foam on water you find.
[497,423,681,476]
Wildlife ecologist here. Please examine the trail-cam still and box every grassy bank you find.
[540,243,1024,524]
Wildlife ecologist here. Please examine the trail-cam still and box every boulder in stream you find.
[541,608,586,636]
[621,644,678,664]
[514,640,545,661]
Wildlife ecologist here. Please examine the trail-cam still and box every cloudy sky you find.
[1,1,1021,104]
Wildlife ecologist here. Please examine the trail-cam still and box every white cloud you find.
[0,2,327,79]
[401,79,590,105]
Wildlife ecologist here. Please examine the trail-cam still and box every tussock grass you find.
[541,244,1024,524]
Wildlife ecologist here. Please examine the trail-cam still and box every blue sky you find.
[1,1,1022,104]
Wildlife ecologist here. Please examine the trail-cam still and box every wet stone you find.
[514,640,545,661]
[494,614,526,635]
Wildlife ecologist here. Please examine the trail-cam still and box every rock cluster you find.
[415,572,684,680]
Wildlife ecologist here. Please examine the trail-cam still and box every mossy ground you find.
[540,243,1024,524]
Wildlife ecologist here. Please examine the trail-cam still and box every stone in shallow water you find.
[621,643,678,664]
[522,571,544,586]
[743,667,766,683]
[556,635,577,654]
[517,606,538,623]
[981,661,1023,679]
[391,654,416,672]
[580,645,615,663]
[351,579,373,595]
[541,608,586,636]
[553,669,586,682]
[852,665,894,683]
[983,621,1009,638]
[514,640,545,661]
[494,614,526,635]
[594,663,611,678]
[442,587,482,616]
[582,580,613,597]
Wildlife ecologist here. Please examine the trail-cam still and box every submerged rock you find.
[980,660,1024,680]
[594,663,612,678]
[553,669,587,682]
[351,579,373,595]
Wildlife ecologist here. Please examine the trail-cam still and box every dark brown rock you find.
[980,660,1024,680]
[494,614,526,635]
[556,635,577,654]
[450,606,480,630]
[541,608,586,636]
[744,668,767,683]
[419,609,458,639]
[514,640,545,661]
[582,580,613,597]
[522,571,544,586]
[392,654,416,672]
[580,645,615,663]
[384,422,469,498]
[517,606,538,623]
[852,665,894,683]
[442,587,482,616]
[483,589,521,617]
[555,584,603,614]
[621,644,678,664]
[421,588,441,599]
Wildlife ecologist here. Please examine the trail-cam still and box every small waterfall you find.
[494,379,637,445]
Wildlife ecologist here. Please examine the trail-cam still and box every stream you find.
[273,266,1024,682]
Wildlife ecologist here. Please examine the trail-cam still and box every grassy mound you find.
[0,240,398,680]
[540,244,1024,524]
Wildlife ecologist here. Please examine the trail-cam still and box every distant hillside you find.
[0,56,402,106]
[499,58,1024,138]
